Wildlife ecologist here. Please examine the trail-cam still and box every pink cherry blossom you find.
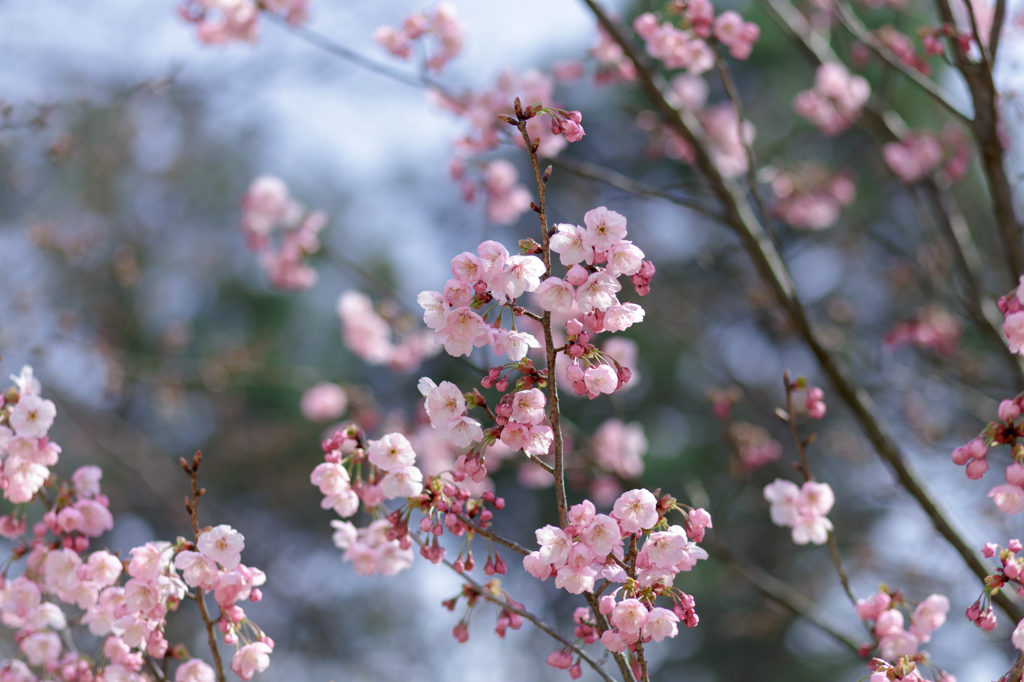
[642,607,680,641]
[231,642,272,681]
[510,389,546,425]
[612,488,659,533]
[535,525,571,567]
[581,514,624,557]
[592,419,646,478]
[300,382,348,422]
[550,224,593,266]
[534,277,576,314]
[584,207,628,252]
[611,598,649,633]
[988,484,1024,515]
[176,659,216,682]
[9,395,56,439]
[367,433,417,472]
[197,525,245,570]
[584,365,618,395]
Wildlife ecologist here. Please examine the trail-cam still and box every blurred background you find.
[3,0,1024,679]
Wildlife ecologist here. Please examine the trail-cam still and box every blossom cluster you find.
[452,158,532,225]
[769,165,856,230]
[416,206,652,377]
[427,71,574,225]
[633,6,760,74]
[855,588,950,663]
[373,3,463,73]
[975,539,1024,655]
[763,479,835,545]
[523,491,709,665]
[1,366,62,506]
[337,291,439,372]
[299,382,348,423]
[792,63,871,136]
[637,90,755,179]
[238,176,326,291]
[0,368,273,682]
[178,0,311,45]
[312,422,508,576]
[885,306,961,357]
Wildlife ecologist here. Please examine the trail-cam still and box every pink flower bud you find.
[566,318,584,336]
[1000,399,1022,423]
[1011,539,1023,553]
[546,650,572,670]
[566,264,589,286]
[966,458,989,480]
[599,595,616,615]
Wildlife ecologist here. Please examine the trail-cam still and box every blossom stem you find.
[782,375,857,607]
[185,453,228,682]
[515,116,569,529]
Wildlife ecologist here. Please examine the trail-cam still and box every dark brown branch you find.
[515,115,569,529]
[930,0,1024,281]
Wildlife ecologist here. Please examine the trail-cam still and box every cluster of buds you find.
[633,3,760,74]
[1000,276,1024,354]
[768,164,856,230]
[875,26,933,75]
[950,388,1024,515]
[373,2,463,73]
[885,306,962,357]
[444,579,524,643]
[919,23,973,56]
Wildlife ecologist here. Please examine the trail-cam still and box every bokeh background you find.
[3,0,1024,679]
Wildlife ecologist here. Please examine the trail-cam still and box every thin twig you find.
[711,43,779,244]
[708,541,863,653]
[515,113,569,529]
[412,533,618,682]
[264,13,454,96]
[183,453,228,682]
[456,514,530,556]
[551,157,723,220]
[782,373,857,607]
